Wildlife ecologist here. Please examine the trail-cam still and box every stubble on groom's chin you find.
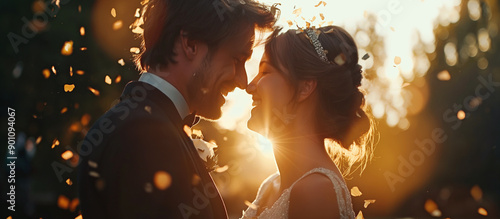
[187,61,223,120]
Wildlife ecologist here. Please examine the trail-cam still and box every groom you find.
[78,0,275,218]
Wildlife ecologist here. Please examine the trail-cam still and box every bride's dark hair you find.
[265,26,375,176]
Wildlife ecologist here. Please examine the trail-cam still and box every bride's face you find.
[246,53,294,137]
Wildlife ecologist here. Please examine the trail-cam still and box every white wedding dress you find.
[240,167,355,219]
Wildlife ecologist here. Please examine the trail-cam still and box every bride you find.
[241,26,375,219]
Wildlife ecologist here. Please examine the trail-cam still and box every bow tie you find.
[183,113,200,128]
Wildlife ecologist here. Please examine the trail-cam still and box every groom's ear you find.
[179,30,204,60]
[297,79,317,103]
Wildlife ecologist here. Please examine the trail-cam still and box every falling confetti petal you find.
[52,66,57,74]
[113,20,123,30]
[424,199,442,217]
[478,207,488,216]
[355,210,364,219]
[362,53,370,60]
[144,105,152,114]
[70,122,82,132]
[36,136,42,144]
[364,199,376,208]
[61,41,73,56]
[81,114,91,126]
[43,68,51,78]
[245,200,258,210]
[320,13,325,20]
[192,174,201,186]
[88,87,100,96]
[115,75,122,83]
[471,185,483,201]
[111,8,116,17]
[105,75,112,85]
[118,58,125,66]
[394,56,402,65]
[61,150,74,160]
[314,1,327,7]
[60,107,68,114]
[135,8,141,17]
[292,8,302,16]
[78,5,81,13]
[66,178,73,185]
[287,20,293,27]
[457,110,465,120]
[80,47,87,51]
[58,195,70,209]
[76,70,84,75]
[144,183,153,193]
[390,26,395,32]
[334,54,346,66]
[64,84,75,92]
[70,66,73,76]
[52,139,60,148]
[70,198,79,212]
[351,186,362,196]
[130,47,140,54]
[154,171,172,190]
[80,27,85,36]
[437,70,451,81]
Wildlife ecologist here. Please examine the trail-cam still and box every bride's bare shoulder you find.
[288,173,340,219]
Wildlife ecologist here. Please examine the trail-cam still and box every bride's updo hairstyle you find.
[265,26,375,175]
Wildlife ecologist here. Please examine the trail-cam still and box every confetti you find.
[319,13,325,20]
[364,199,376,208]
[70,122,82,132]
[144,105,152,114]
[351,186,362,197]
[105,75,112,85]
[60,107,68,114]
[390,26,395,32]
[70,66,73,76]
[192,174,201,186]
[314,1,327,7]
[334,54,346,66]
[69,198,79,212]
[80,27,85,36]
[394,56,402,65]
[355,211,364,219]
[64,84,75,92]
[43,68,51,78]
[66,178,73,185]
[76,70,84,75]
[118,58,125,66]
[424,199,442,217]
[478,207,488,216]
[57,195,70,209]
[111,8,116,17]
[78,5,81,13]
[130,47,140,54]
[287,20,294,27]
[61,41,73,56]
[135,8,141,17]
[61,150,74,160]
[437,70,451,81]
[362,53,370,60]
[36,136,42,144]
[88,87,100,96]
[457,110,465,120]
[292,8,302,16]
[144,183,153,193]
[81,114,91,126]
[52,66,57,74]
[245,200,258,210]
[470,185,483,201]
[113,20,123,30]
[80,47,87,51]
[115,75,122,83]
[154,171,172,190]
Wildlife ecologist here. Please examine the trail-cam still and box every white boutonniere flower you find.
[184,126,219,171]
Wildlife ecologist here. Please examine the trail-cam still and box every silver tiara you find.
[303,28,330,64]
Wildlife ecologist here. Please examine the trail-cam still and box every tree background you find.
[1,0,499,218]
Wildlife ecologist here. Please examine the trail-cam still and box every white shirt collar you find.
[138,72,190,119]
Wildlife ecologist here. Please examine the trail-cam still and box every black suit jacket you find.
[78,81,227,219]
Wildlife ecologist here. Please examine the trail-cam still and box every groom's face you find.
[188,28,254,120]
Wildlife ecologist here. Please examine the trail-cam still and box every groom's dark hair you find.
[135,0,277,72]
